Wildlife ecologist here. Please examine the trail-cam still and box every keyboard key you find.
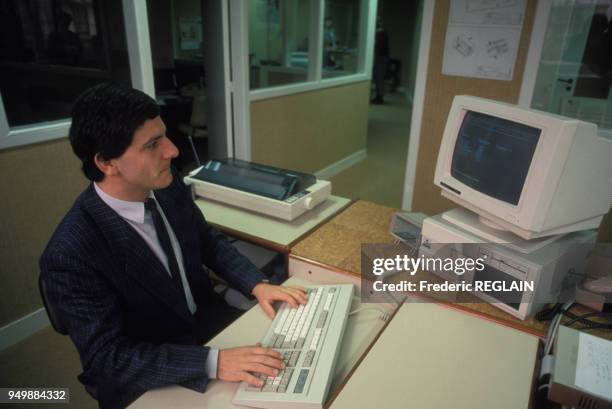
[233,285,353,409]
[277,368,294,392]
[262,383,278,393]
[309,328,322,350]
[274,335,285,348]
[288,350,301,367]
[280,368,294,386]
[245,384,262,392]
[293,369,310,393]
[316,310,328,329]
[323,292,335,311]
[273,306,290,333]
[302,350,316,367]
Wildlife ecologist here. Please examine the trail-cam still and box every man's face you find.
[111,116,178,196]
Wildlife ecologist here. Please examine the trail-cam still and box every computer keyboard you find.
[233,284,354,409]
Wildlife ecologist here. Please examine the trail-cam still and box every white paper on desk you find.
[575,332,612,400]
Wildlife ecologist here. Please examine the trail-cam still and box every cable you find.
[544,301,574,356]
[535,303,564,322]
[572,323,612,331]
[349,306,391,321]
[538,304,612,330]
[537,301,574,409]
[564,311,612,326]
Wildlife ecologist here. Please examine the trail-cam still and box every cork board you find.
[411,0,538,216]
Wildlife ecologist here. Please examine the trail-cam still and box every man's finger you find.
[283,288,308,304]
[276,291,300,308]
[242,372,265,387]
[286,285,307,293]
[249,354,285,370]
[244,363,281,378]
[259,301,275,319]
[252,347,282,359]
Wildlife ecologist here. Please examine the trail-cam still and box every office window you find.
[249,0,311,90]
[147,0,206,96]
[322,0,362,79]
[0,0,131,128]
[530,0,612,133]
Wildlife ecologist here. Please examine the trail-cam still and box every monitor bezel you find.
[434,95,574,232]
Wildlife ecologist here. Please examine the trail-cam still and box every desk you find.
[290,200,612,339]
[130,271,540,409]
[130,276,394,408]
[195,196,352,253]
[328,302,540,409]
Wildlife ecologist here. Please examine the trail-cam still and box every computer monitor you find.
[434,95,612,241]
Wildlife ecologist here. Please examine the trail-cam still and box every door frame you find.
[401,0,436,210]
[229,0,251,160]
[518,0,552,108]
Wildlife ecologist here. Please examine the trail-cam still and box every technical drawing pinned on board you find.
[442,0,526,81]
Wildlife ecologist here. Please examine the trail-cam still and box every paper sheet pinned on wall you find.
[442,0,526,81]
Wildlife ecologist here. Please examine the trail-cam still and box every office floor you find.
[0,326,97,409]
[329,92,412,208]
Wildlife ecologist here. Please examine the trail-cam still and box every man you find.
[371,16,389,104]
[323,17,338,69]
[39,83,307,409]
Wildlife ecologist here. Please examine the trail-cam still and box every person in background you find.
[48,11,82,65]
[372,16,389,104]
[324,17,338,68]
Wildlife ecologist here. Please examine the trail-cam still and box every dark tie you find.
[144,198,186,296]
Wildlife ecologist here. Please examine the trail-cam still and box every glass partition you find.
[322,0,363,79]
[531,0,612,134]
[0,0,131,127]
[248,0,311,90]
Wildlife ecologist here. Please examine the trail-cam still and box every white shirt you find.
[94,183,218,379]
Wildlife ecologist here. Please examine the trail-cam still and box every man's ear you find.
[94,153,118,176]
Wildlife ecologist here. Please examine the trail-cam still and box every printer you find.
[184,159,332,221]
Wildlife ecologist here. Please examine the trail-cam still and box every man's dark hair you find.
[69,82,160,181]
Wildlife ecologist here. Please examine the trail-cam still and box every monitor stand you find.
[441,208,563,254]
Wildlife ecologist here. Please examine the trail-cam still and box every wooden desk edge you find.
[287,198,357,249]
[289,254,547,340]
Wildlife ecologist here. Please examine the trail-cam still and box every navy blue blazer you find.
[39,172,266,409]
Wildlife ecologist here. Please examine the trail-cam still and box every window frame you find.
[248,0,377,102]
[0,0,154,150]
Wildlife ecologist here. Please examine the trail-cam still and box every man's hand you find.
[217,346,284,386]
[251,283,308,319]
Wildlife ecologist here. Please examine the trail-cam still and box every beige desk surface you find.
[290,200,612,339]
[130,276,391,409]
[328,302,540,409]
[195,195,352,252]
[129,292,272,409]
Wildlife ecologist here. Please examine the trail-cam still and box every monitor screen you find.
[450,111,541,205]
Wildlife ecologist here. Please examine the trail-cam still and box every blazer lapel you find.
[80,185,193,323]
